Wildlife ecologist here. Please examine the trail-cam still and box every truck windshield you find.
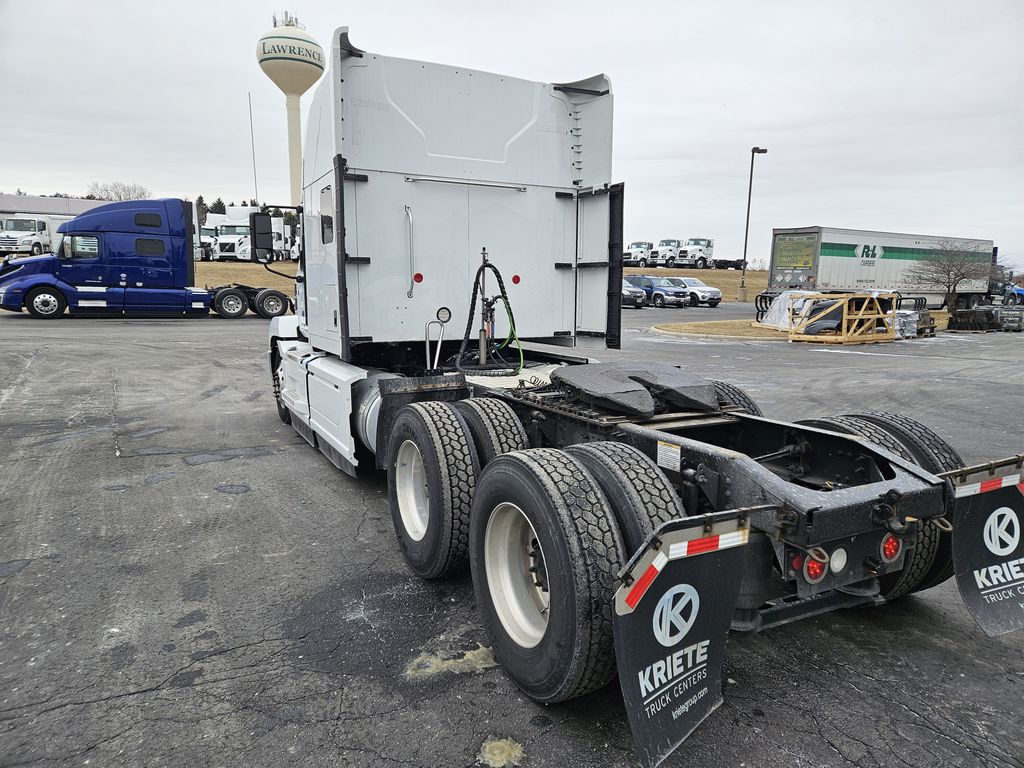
[686,239,707,246]
[3,220,37,232]
[200,228,216,237]
[659,240,677,246]
[220,225,250,236]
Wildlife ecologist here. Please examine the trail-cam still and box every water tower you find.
[257,12,324,206]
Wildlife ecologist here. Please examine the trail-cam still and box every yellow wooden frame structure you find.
[788,293,897,345]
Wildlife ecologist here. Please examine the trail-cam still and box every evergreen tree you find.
[195,195,209,226]
[208,198,226,215]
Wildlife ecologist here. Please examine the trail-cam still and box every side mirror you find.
[249,212,275,251]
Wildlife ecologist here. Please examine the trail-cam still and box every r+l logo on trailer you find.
[856,244,883,265]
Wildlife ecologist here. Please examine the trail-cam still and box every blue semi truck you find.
[0,198,290,319]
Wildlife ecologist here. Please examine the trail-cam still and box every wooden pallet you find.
[788,293,897,345]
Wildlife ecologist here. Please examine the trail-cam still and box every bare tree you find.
[903,238,992,312]
[87,181,151,201]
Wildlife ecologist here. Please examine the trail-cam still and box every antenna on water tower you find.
[257,12,324,206]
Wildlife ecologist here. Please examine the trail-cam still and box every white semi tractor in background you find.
[206,206,291,261]
[650,237,715,268]
[258,29,1024,767]
[0,214,70,257]
[766,226,1014,308]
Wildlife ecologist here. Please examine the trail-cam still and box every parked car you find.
[622,241,653,267]
[672,277,722,307]
[624,275,692,307]
[621,279,647,308]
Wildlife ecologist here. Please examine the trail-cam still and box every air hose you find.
[455,262,524,376]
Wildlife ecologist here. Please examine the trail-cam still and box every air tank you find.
[256,12,324,206]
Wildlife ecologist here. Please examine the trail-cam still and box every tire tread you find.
[500,449,625,700]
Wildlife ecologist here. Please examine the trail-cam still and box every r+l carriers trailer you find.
[0,198,291,319]
[263,29,1024,768]
[765,226,1011,309]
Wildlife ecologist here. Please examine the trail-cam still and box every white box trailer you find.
[767,226,997,308]
[257,29,1024,766]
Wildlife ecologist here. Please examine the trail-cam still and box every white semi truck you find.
[651,237,715,268]
[213,205,259,261]
[259,29,1024,767]
[0,214,69,257]
[766,226,1007,308]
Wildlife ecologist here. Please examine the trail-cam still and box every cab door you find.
[56,234,124,314]
[117,235,184,314]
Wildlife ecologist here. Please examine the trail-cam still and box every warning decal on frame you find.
[657,441,681,471]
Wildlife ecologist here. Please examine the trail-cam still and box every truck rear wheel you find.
[565,442,684,552]
[846,411,964,592]
[797,415,940,601]
[24,287,66,319]
[453,398,529,466]
[713,381,763,416]
[254,289,288,319]
[387,402,478,579]
[213,288,248,318]
[470,449,625,703]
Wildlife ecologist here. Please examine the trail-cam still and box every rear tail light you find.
[880,533,902,563]
[804,557,827,584]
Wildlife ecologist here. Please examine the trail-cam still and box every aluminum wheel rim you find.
[263,295,283,314]
[222,295,243,314]
[484,502,549,649]
[395,440,429,541]
[32,293,59,315]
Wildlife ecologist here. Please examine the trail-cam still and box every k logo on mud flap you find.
[652,584,699,647]
[984,508,1020,557]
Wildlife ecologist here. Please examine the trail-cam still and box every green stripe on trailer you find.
[821,242,991,262]
[820,243,856,257]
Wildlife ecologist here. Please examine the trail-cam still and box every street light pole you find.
[738,146,767,303]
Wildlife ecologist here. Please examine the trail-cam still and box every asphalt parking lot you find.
[1,311,1023,768]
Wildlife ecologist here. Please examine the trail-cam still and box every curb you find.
[648,325,787,342]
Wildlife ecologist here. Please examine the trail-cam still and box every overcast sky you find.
[1,0,1021,267]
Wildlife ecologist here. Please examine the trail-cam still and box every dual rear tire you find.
[801,411,964,598]
[385,398,684,703]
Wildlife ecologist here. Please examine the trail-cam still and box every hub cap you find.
[484,502,550,648]
[262,295,283,314]
[222,295,244,314]
[32,293,59,315]
[395,440,429,541]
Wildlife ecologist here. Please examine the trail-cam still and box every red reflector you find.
[804,557,827,583]
[791,554,804,572]
[413,272,424,283]
[625,564,660,609]
[512,274,521,285]
[881,533,901,563]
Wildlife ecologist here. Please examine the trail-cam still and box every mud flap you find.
[613,511,749,768]
[950,462,1024,637]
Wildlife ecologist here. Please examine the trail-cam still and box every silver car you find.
[668,277,722,307]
